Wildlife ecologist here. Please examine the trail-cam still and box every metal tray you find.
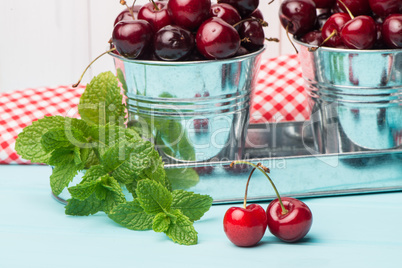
[165,122,402,204]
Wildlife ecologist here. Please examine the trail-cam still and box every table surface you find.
[1,164,402,268]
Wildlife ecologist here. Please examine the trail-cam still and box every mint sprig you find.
[15,71,212,245]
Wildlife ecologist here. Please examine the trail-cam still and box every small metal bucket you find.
[295,40,402,154]
[110,47,265,163]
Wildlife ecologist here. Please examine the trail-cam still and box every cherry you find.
[193,165,214,175]
[137,1,173,31]
[266,197,313,243]
[234,45,250,56]
[167,0,211,30]
[250,8,264,20]
[230,161,313,243]
[279,0,317,37]
[196,17,241,59]
[218,0,259,18]
[382,14,402,49]
[114,6,141,25]
[335,0,371,16]
[300,30,324,46]
[321,12,351,47]
[210,3,242,25]
[236,20,265,52]
[341,15,377,49]
[369,0,402,18]
[112,20,154,59]
[223,165,268,247]
[312,0,336,9]
[154,25,195,61]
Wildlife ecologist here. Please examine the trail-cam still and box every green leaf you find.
[152,212,170,233]
[171,190,213,222]
[50,159,79,195]
[111,140,167,187]
[68,178,101,201]
[15,116,66,163]
[65,175,126,216]
[65,194,103,216]
[78,71,126,126]
[165,210,198,245]
[108,200,153,231]
[41,128,88,153]
[166,168,199,190]
[135,179,172,215]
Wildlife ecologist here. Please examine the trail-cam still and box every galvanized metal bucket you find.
[295,39,402,154]
[110,47,265,163]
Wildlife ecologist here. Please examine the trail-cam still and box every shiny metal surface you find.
[110,48,265,163]
[295,40,402,153]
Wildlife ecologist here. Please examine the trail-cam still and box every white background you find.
[0,0,295,92]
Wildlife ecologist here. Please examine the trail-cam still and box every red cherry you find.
[250,8,264,20]
[321,12,351,47]
[196,17,241,59]
[137,2,173,31]
[369,0,402,18]
[210,3,242,25]
[336,0,371,16]
[312,0,336,9]
[382,14,402,49]
[341,15,377,49]
[266,197,313,243]
[237,20,265,52]
[279,0,317,37]
[114,6,141,25]
[218,0,259,18]
[154,25,195,61]
[300,30,324,45]
[223,204,268,247]
[112,20,154,59]
[167,0,211,30]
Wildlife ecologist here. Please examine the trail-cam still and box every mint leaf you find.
[110,139,167,188]
[171,190,213,222]
[68,178,101,201]
[78,71,126,126]
[108,199,153,231]
[166,168,199,190]
[135,179,172,215]
[65,175,125,215]
[65,194,103,216]
[152,212,170,233]
[165,210,198,245]
[50,158,79,195]
[15,115,66,163]
[41,128,88,152]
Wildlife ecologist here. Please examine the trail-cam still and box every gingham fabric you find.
[0,54,308,164]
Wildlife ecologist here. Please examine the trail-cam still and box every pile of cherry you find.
[111,0,268,61]
[279,0,402,50]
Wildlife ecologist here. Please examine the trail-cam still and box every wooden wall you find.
[0,0,294,92]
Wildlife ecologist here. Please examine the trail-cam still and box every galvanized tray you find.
[165,121,402,204]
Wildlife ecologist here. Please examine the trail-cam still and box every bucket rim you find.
[108,45,266,66]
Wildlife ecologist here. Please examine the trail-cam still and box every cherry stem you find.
[337,0,354,19]
[72,47,116,88]
[232,17,268,28]
[120,0,135,20]
[265,37,280,42]
[285,23,298,54]
[309,29,338,52]
[149,0,159,11]
[268,0,275,4]
[231,161,288,215]
[243,164,260,209]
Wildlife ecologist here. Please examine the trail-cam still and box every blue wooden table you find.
[1,164,401,268]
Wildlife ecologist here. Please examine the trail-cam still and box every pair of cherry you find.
[112,0,266,61]
[223,162,313,247]
[279,0,402,50]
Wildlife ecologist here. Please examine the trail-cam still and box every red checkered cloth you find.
[0,54,308,165]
